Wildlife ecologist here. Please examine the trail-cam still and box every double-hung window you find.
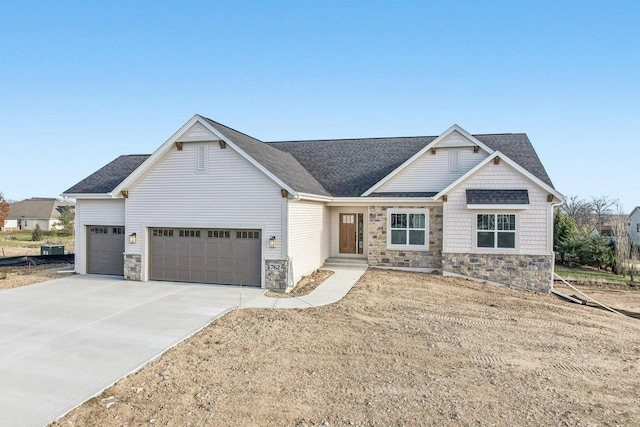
[388,209,429,250]
[477,213,516,249]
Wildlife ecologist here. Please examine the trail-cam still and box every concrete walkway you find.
[243,265,368,309]
[0,265,366,427]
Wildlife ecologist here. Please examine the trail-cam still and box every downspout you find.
[284,192,301,289]
[550,200,564,292]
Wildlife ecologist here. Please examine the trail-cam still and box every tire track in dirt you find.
[424,313,499,328]
[551,363,604,376]
[470,354,510,367]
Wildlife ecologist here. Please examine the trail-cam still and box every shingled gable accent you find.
[361,124,494,196]
[110,115,330,199]
[433,151,564,203]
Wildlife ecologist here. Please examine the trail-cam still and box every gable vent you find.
[196,146,206,172]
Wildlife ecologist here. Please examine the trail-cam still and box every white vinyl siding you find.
[288,200,330,284]
[628,208,640,247]
[75,198,126,275]
[126,142,284,284]
[378,147,488,193]
[443,161,550,255]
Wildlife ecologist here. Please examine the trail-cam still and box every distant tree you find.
[584,234,615,270]
[57,206,75,237]
[32,224,43,241]
[591,195,614,234]
[562,196,593,230]
[554,209,576,247]
[0,193,9,228]
[553,209,577,263]
[611,203,633,278]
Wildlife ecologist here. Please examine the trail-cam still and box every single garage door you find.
[150,228,261,286]
[87,226,125,275]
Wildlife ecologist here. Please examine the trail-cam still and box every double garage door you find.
[150,228,262,287]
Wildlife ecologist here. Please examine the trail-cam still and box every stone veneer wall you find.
[368,206,443,269]
[265,259,291,292]
[442,253,553,294]
[124,254,142,281]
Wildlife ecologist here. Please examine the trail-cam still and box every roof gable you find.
[434,151,563,202]
[179,122,217,142]
[361,125,494,196]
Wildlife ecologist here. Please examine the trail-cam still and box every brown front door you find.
[339,213,357,254]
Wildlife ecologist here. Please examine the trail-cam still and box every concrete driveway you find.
[0,275,264,427]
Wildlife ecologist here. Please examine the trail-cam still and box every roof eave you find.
[60,193,119,199]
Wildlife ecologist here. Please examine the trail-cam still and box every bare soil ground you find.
[0,264,75,291]
[0,245,41,257]
[265,270,334,298]
[51,269,640,426]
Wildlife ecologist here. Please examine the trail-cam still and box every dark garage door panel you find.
[150,228,261,286]
[87,226,125,275]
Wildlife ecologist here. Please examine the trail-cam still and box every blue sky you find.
[1,1,638,211]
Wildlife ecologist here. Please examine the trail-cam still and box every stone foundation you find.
[368,205,443,269]
[124,254,142,281]
[442,253,553,294]
[265,259,292,292]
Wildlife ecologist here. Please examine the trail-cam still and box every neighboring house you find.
[63,115,564,293]
[2,198,74,232]
[628,207,640,247]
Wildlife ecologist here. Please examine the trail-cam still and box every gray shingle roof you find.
[267,133,554,197]
[466,189,530,205]
[64,155,150,194]
[266,137,437,197]
[475,134,553,188]
[8,198,74,220]
[203,119,330,197]
[64,119,555,200]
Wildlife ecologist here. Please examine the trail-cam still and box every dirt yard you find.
[0,245,41,257]
[50,269,640,426]
[0,264,75,291]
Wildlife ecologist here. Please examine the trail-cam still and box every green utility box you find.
[41,245,65,255]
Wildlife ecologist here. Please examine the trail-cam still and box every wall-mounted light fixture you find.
[269,236,277,249]
[129,233,137,245]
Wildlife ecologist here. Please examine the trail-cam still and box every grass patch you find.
[555,266,633,284]
[1,230,74,247]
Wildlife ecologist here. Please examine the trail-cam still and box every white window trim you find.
[474,213,518,252]
[387,208,430,251]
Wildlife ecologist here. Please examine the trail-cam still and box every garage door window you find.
[112,227,124,235]
[208,230,230,238]
[179,229,201,238]
[237,230,260,239]
[91,227,108,234]
[152,229,174,237]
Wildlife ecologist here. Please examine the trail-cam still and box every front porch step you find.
[322,257,369,268]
